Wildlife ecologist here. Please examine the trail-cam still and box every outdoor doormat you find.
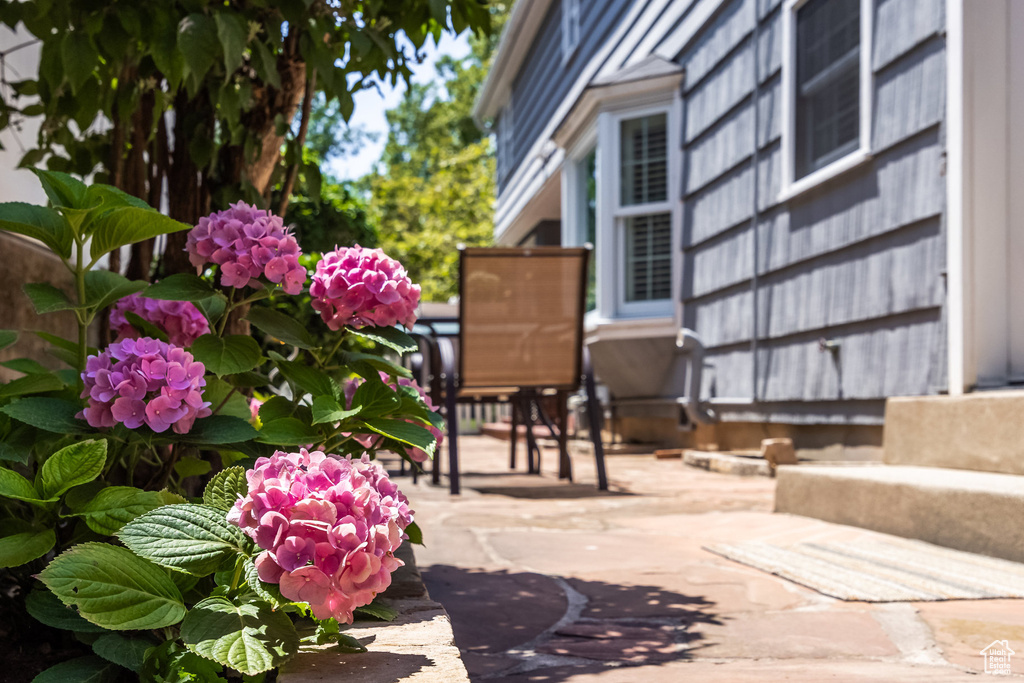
[704,538,1024,602]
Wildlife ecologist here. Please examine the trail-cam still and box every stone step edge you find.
[775,464,1024,564]
[280,543,469,682]
[683,449,774,477]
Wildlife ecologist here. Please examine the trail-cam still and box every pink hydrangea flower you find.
[109,293,210,347]
[309,246,420,331]
[228,449,414,623]
[186,202,307,295]
[344,373,442,463]
[78,337,211,434]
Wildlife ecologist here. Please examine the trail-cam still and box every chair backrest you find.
[459,246,589,391]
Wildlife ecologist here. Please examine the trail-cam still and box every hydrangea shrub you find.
[0,172,442,681]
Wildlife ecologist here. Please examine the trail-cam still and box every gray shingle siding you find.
[496,0,637,192]
[672,0,947,420]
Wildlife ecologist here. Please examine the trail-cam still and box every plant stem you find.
[75,238,88,370]
[212,386,238,414]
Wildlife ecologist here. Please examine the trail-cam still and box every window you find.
[497,99,515,183]
[561,98,680,322]
[561,0,581,63]
[795,0,860,178]
[616,113,672,307]
[781,0,872,195]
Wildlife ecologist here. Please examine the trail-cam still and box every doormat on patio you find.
[704,538,1024,602]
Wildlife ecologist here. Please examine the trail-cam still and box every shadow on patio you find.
[421,564,721,682]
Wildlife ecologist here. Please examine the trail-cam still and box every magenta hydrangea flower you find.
[78,337,211,434]
[344,373,442,463]
[309,246,420,331]
[228,449,414,623]
[186,202,307,295]
[109,293,210,347]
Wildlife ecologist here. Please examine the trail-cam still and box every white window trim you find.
[779,0,874,202]
[561,0,581,65]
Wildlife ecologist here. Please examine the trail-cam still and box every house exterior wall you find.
[496,0,637,192]
[674,0,947,423]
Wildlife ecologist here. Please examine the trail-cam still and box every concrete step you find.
[775,463,1024,563]
[884,390,1024,475]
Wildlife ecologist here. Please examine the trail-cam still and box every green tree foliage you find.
[364,3,512,302]
[0,0,491,278]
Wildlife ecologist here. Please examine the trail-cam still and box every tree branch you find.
[277,68,317,217]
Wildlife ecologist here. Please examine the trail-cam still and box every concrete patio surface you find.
[407,436,1024,681]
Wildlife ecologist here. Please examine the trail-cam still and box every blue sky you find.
[327,31,473,181]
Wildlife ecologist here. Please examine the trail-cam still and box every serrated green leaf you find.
[272,356,337,398]
[251,41,281,89]
[243,560,284,608]
[191,334,262,376]
[214,13,247,76]
[39,542,187,630]
[32,655,120,683]
[344,351,413,380]
[363,419,436,457]
[178,14,219,81]
[0,372,63,398]
[40,439,107,499]
[180,596,299,676]
[2,357,49,374]
[348,325,418,354]
[0,202,72,259]
[0,330,18,351]
[30,169,88,209]
[178,415,260,445]
[83,270,146,311]
[1,397,90,433]
[245,307,317,350]
[311,395,359,425]
[23,282,76,314]
[0,526,55,567]
[352,377,402,418]
[25,588,108,633]
[89,207,190,262]
[60,32,98,94]
[144,273,221,303]
[203,377,251,421]
[175,456,212,479]
[69,486,185,536]
[258,396,293,423]
[225,371,270,388]
[0,467,55,505]
[92,633,152,672]
[124,312,169,342]
[118,504,250,576]
[203,467,248,511]
[354,599,398,622]
[405,520,423,546]
[256,418,320,446]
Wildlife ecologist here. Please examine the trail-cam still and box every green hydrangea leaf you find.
[202,467,248,512]
[68,486,186,536]
[180,596,299,676]
[40,439,107,499]
[39,542,187,630]
[118,504,250,576]
[25,588,107,633]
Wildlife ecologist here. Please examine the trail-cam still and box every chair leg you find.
[524,396,540,475]
[509,399,519,470]
[557,390,572,481]
[583,347,609,491]
[438,337,460,495]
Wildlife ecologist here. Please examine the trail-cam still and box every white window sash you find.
[779,0,874,201]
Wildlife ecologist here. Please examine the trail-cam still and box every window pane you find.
[625,213,672,302]
[620,114,668,205]
[577,148,598,311]
[795,0,860,179]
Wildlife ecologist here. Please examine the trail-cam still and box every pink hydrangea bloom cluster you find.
[344,373,442,463]
[186,202,306,294]
[109,293,210,347]
[78,337,211,434]
[228,449,414,623]
[309,246,420,330]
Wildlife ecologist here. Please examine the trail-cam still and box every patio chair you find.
[415,246,608,494]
